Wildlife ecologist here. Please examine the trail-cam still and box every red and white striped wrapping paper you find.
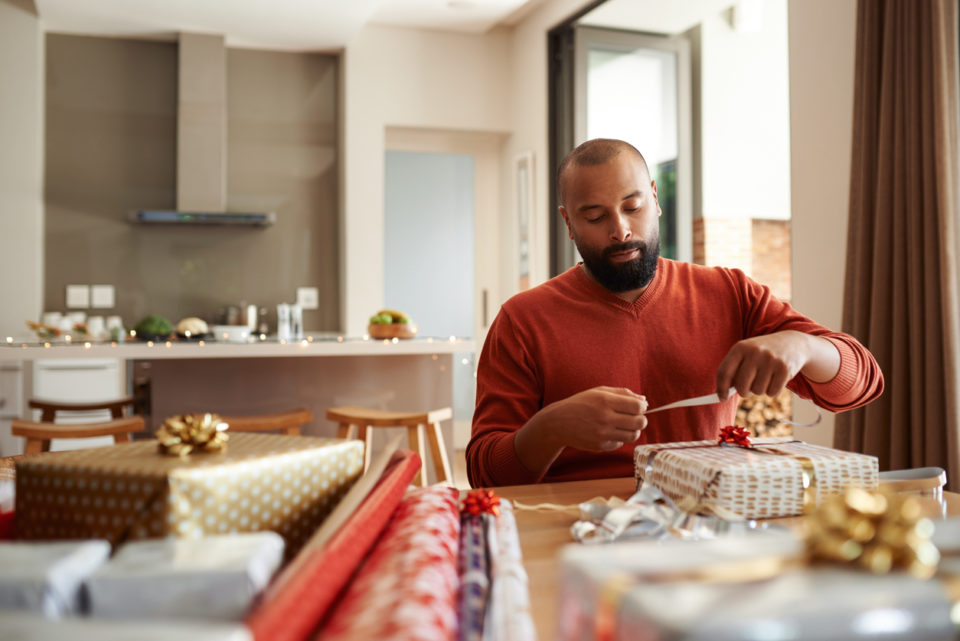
[318,485,461,641]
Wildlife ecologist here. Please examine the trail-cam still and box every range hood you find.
[131,33,273,227]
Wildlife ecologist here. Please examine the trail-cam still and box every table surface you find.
[495,477,960,641]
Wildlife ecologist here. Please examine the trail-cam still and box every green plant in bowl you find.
[133,314,173,341]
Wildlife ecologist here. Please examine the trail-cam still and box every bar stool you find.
[12,416,146,455]
[326,406,453,487]
[29,397,136,422]
[219,408,313,436]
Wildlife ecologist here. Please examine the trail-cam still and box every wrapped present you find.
[0,611,252,641]
[559,532,960,641]
[0,540,110,618]
[560,489,958,641]
[15,433,363,558]
[634,437,878,519]
[318,485,461,641]
[85,532,284,620]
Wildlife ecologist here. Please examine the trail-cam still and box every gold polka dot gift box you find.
[14,432,364,559]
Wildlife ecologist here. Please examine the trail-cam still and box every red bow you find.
[718,424,752,447]
[461,489,501,517]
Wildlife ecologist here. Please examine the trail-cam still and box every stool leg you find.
[24,438,44,455]
[359,425,373,472]
[113,433,132,444]
[407,424,427,487]
[426,421,453,485]
[284,426,301,436]
[337,423,358,440]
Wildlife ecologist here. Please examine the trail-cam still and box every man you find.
[467,138,883,488]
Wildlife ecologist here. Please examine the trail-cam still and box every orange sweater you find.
[467,259,883,487]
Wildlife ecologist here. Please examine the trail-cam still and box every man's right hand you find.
[513,386,647,477]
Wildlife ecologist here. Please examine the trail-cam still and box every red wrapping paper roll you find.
[318,485,461,641]
[246,449,421,641]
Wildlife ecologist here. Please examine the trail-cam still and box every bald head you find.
[557,139,651,207]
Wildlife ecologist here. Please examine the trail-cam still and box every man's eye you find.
[585,215,603,223]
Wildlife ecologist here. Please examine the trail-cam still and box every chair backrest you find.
[29,397,136,422]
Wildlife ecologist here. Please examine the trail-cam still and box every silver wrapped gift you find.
[85,532,284,621]
[0,611,252,640]
[559,524,960,641]
[0,540,110,619]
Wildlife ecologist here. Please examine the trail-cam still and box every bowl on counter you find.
[211,325,252,343]
[367,323,417,340]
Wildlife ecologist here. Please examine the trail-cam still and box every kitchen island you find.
[0,335,475,478]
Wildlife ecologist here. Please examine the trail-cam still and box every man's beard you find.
[576,237,660,293]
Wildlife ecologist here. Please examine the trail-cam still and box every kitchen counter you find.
[0,334,474,361]
[1,335,476,472]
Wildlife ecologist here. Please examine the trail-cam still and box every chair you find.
[326,405,453,487]
[29,397,136,422]
[14,397,141,455]
[12,416,146,455]
[219,408,313,436]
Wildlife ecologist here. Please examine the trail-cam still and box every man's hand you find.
[514,386,647,477]
[716,330,841,400]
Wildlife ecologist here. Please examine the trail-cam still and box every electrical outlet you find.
[296,287,319,310]
[66,285,90,308]
[91,284,115,308]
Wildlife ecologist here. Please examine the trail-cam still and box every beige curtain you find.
[835,0,960,489]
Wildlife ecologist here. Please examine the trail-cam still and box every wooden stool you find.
[219,408,313,436]
[29,397,136,422]
[327,406,453,487]
[12,416,146,455]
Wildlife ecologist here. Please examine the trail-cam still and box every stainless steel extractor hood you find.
[131,33,273,227]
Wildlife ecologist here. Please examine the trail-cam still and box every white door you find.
[384,128,503,449]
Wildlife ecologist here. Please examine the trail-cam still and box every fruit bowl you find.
[368,323,417,340]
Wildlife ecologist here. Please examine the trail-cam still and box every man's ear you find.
[559,206,574,240]
[651,180,662,217]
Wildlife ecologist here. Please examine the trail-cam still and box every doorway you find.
[383,128,504,449]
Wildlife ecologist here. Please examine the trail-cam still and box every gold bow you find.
[157,413,229,457]
[805,486,940,579]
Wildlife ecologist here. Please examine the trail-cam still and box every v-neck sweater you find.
[466,259,884,487]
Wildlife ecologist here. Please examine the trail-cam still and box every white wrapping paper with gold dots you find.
[14,433,363,558]
[633,438,878,520]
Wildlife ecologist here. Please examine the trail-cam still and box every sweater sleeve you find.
[730,268,884,411]
[466,309,546,488]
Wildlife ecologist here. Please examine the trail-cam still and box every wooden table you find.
[495,477,960,641]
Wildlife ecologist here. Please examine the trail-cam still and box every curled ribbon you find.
[156,412,229,457]
[461,489,501,517]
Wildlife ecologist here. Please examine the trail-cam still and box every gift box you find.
[0,611,253,641]
[0,540,110,619]
[85,532,284,621]
[15,433,363,558]
[559,531,958,641]
[634,438,878,519]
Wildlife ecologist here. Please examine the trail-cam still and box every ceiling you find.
[34,0,737,51]
[33,0,544,51]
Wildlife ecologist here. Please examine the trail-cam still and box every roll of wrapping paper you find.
[483,499,536,641]
[318,486,461,641]
[245,448,421,641]
[458,514,490,641]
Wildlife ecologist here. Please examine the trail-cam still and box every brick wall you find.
[692,217,791,302]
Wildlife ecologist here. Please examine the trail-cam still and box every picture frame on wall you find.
[516,152,535,292]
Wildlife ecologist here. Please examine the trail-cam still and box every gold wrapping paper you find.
[14,433,363,559]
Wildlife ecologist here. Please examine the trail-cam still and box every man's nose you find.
[611,213,632,242]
